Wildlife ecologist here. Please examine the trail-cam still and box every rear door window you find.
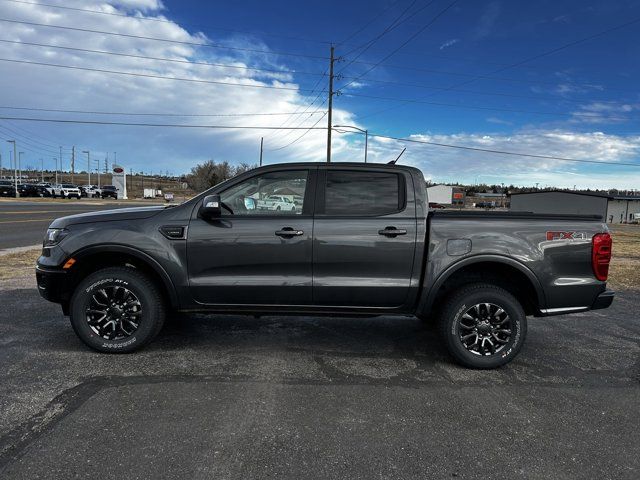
[324,171,403,216]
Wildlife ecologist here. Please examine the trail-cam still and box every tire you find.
[438,283,527,369]
[69,267,166,353]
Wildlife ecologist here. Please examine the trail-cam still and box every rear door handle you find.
[378,226,407,237]
[275,227,304,238]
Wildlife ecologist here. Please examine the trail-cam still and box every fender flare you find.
[72,243,179,308]
[418,254,547,316]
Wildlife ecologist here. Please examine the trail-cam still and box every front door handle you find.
[378,226,407,237]
[275,227,304,238]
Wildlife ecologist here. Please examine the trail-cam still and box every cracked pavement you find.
[0,275,639,479]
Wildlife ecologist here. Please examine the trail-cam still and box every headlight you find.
[43,228,69,247]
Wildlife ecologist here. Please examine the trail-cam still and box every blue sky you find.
[0,0,639,188]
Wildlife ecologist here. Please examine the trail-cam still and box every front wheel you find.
[438,283,527,369]
[69,267,166,353]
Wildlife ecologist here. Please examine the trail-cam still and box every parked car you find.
[475,201,496,209]
[53,184,81,199]
[428,202,446,209]
[35,183,53,197]
[36,163,614,369]
[101,185,118,199]
[257,194,297,211]
[0,180,16,197]
[17,183,40,197]
[80,185,101,198]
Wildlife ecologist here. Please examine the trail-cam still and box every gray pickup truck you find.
[36,163,614,368]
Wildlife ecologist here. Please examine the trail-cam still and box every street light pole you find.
[83,151,90,185]
[95,158,101,188]
[7,140,18,198]
[18,151,24,182]
[332,125,368,162]
[52,157,58,184]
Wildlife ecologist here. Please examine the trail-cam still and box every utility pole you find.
[0,153,2,179]
[58,146,62,183]
[41,158,44,182]
[7,140,18,198]
[259,137,263,166]
[18,151,23,181]
[53,157,58,184]
[71,146,75,184]
[326,45,336,163]
[83,150,90,184]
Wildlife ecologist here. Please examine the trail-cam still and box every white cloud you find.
[355,129,640,189]
[0,1,638,191]
[473,1,501,40]
[570,101,640,124]
[0,0,338,173]
[439,38,459,50]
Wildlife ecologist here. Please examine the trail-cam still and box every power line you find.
[0,116,330,130]
[343,92,633,120]
[0,131,61,156]
[358,15,640,119]
[340,76,626,106]
[268,112,328,151]
[4,115,636,168]
[0,39,326,78]
[0,105,327,118]
[0,0,333,46]
[344,59,637,94]
[0,121,70,151]
[338,0,460,90]
[337,0,404,46]
[265,70,328,143]
[338,0,423,64]
[0,58,320,92]
[0,18,329,60]
[346,130,640,168]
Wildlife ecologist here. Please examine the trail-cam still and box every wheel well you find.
[432,262,540,316]
[64,251,175,311]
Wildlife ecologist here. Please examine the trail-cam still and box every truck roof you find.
[251,161,423,175]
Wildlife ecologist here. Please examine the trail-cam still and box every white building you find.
[427,185,465,206]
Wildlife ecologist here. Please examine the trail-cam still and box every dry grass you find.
[0,249,40,280]
[609,225,640,290]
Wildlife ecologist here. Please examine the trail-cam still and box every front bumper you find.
[35,264,70,306]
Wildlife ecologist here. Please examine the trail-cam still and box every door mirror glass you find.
[200,194,222,217]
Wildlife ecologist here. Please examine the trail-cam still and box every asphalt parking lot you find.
[0,271,638,479]
[0,200,160,249]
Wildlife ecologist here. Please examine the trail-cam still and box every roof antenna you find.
[388,147,406,165]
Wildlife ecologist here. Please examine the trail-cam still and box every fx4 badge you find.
[546,231,587,241]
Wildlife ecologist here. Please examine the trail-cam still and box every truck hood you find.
[50,206,166,228]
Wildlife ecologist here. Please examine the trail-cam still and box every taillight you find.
[592,233,612,281]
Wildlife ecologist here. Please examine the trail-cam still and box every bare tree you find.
[186,160,257,192]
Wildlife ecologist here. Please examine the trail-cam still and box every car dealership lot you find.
[0,271,638,479]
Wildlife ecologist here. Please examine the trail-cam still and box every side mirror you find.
[200,194,222,218]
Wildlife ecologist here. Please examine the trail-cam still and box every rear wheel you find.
[438,283,527,369]
[69,267,165,353]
